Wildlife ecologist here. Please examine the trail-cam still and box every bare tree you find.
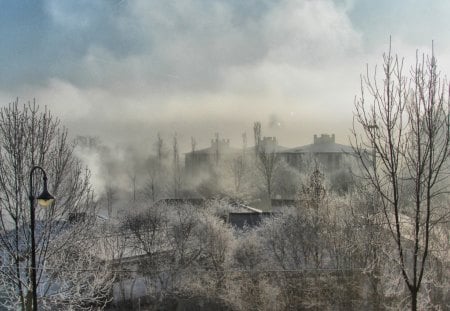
[127,169,138,204]
[232,232,273,311]
[122,202,235,308]
[258,174,362,309]
[104,183,117,218]
[352,42,450,310]
[0,100,110,309]
[299,164,326,210]
[156,132,165,166]
[257,150,279,201]
[253,122,280,201]
[257,148,279,201]
[231,156,245,194]
[190,136,196,154]
[143,134,170,203]
[214,132,220,166]
[172,133,182,198]
[242,132,247,155]
[348,182,386,309]
[144,156,159,203]
[253,122,261,157]
[235,133,249,194]
[41,227,115,310]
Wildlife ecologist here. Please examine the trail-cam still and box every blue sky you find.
[1,0,449,149]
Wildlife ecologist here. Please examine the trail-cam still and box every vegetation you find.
[1,43,449,310]
[0,101,114,310]
[352,42,450,310]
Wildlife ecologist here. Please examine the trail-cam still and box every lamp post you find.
[29,166,55,311]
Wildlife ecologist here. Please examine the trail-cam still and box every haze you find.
[1,0,450,152]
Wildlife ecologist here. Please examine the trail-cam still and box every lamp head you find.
[36,183,55,207]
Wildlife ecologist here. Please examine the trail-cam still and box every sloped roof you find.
[186,145,241,155]
[282,142,354,154]
[247,144,289,153]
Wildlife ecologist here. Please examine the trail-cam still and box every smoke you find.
[268,114,282,129]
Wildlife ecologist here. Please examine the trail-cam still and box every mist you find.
[2,1,450,309]
[4,0,450,157]
[2,0,450,198]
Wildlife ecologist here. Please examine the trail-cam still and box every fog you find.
[2,3,450,309]
[1,0,450,156]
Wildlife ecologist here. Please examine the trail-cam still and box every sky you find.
[1,0,450,153]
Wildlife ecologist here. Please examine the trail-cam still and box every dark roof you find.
[153,198,207,207]
[282,142,354,154]
[228,212,272,229]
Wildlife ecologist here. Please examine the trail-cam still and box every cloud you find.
[2,0,361,91]
[263,0,361,65]
[1,0,449,151]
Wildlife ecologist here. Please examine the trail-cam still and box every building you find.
[279,134,355,172]
[249,136,288,155]
[185,136,289,175]
[185,134,358,197]
[185,134,355,175]
[184,136,240,175]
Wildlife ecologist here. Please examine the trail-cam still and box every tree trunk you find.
[411,289,418,311]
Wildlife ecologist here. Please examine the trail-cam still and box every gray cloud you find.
[1,0,449,154]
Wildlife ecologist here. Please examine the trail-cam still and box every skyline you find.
[1,0,450,152]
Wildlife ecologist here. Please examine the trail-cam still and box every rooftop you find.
[185,137,240,155]
[282,134,354,154]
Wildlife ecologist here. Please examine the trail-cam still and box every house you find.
[279,134,356,172]
[185,137,240,175]
[185,134,355,176]
[249,136,288,154]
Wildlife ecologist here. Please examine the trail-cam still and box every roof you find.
[228,212,273,229]
[153,198,207,207]
[152,198,261,213]
[247,144,288,153]
[282,142,354,154]
[186,145,241,155]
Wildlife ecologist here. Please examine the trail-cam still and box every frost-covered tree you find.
[40,227,115,310]
[232,231,275,311]
[171,133,182,198]
[253,166,362,309]
[0,100,112,310]
[142,133,171,203]
[122,201,236,309]
[352,42,450,310]
[253,122,280,201]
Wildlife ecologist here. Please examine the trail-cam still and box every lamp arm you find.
[29,166,48,199]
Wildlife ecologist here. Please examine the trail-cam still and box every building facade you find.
[279,134,355,172]
[184,134,356,177]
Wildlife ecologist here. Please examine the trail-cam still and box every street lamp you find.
[29,166,55,311]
